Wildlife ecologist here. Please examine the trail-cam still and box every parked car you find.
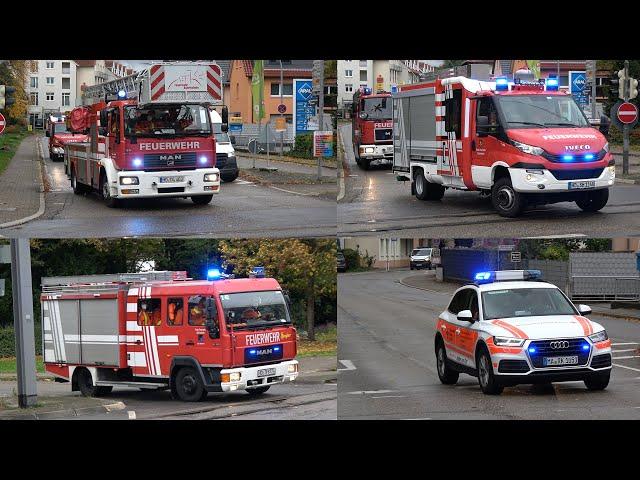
[337,251,347,272]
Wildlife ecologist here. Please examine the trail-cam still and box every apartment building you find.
[26,60,77,126]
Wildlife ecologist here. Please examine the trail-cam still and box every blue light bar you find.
[474,270,542,283]
[584,154,594,161]
[207,268,221,280]
[546,76,559,91]
[117,89,127,99]
[363,87,372,95]
[495,77,509,91]
[522,269,542,280]
[562,155,574,162]
[474,271,493,283]
[250,266,265,278]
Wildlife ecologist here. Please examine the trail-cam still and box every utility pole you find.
[279,60,284,157]
[623,60,630,175]
[10,239,37,408]
[590,60,597,120]
[317,60,325,181]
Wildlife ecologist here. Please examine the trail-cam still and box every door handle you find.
[471,140,476,151]
[186,340,195,346]
[440,324,447,330]
[455,329,461,335]
[135,340,141,345]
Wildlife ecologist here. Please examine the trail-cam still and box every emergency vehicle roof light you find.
[207,268,221,280]
[117,89,127,99]
[495,77,509,91]
[250,266,265,278]
[546,76,559,91]
[474,270,542,284]
[362,87,372,95]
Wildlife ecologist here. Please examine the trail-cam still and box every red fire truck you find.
[352,87,393,170]
[45,115,88,161]
[65,62,228,207]
[42,270,299,402]
[392,69,615,217]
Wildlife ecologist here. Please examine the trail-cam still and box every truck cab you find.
[46,119,87,161]
[352,87,393,170]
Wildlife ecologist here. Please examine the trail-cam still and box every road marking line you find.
[612,349,638,353]
[612,342,639,346]
[337,359,356,371]
[613,363,640,373]
[402,418,432,420]
[346,390,397,395]
[612,355,640,360]
[371,395,406,399]
[128,411,137,420]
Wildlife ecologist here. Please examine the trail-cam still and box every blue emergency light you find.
[528,347,537,353]
[582,344,590,351]
[474,270,542,284]
[207,268,221,280]
[133,158,142,168]
[250,266,265,278]
[584,154,594,161]
[562,155,574,162]
[362,87,372,95]
[475,271,494,282]
[117,89,127,99]
[495,77,509,91]
[546,76,559,91]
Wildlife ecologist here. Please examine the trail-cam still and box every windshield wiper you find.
[543,122,581,127]
[508,121,546,127]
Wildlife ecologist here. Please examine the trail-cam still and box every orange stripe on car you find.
[594,339,611,350]
[573,315,592,336]
[491,319,528,339]
[486,336,523,355]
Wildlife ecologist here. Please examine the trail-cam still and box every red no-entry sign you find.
[617,102,639,124]
[0,112,6,135]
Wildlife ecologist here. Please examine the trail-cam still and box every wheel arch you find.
[169,356,208,386]
[491,162,511,184]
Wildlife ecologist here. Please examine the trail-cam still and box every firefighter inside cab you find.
[189,296,207,326]
[138,300,161,326]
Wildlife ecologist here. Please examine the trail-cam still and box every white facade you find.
[27,60,78,124]
[337,60,373,107]
[75,61,122,106]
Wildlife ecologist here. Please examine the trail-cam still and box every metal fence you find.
[569,252,640,302]
[231,123,296,152]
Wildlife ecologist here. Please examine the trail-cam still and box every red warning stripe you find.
[151,71,164,90]
[574,315,593,336]
[152,85,165,100]
[150,65,161,76]
[491,319,528,339]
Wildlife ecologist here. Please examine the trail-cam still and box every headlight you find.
[227,152,235,158]
[119,176,139,185]
[288,364,298,373]
[204,173,219,182]
[221,372,241,383]
[512,140,544,156]
[603,142,609,153]
[494,336,525,347]
[589,330,608,343]
[364,147,374,154]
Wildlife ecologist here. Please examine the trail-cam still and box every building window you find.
[30,92,38,106]
[345,84,353,93]
[46,92,54,101]
[30,77,38,88]
[46,61,54,69]
[360,71,367,82]
[270,82,293,96]
[62,93,70,107]
[359,60,368,67]
[46,77,54,85]
[61,77,70,89]
[345,69,353,78]
[62,62,70,74]
[30,61,38,73]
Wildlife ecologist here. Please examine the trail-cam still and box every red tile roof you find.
[75,60,96,67]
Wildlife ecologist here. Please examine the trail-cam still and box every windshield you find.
[219,290,291,331]
[482,288,577,320]
[124,104,211,137]
[53,123,69,134]
[496,95,590,129]
[212,121,230,143]
[412,248,433,256]
[361,97,392,120]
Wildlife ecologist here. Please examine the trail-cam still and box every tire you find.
[191,195,213,205]
[492,176,525,217]
[359,158,370,170]
[414,169,445,201]
[77,368,112,397]
[576,188,609,212]
[100,172,120,208]
[221,172,238,183]
[410,265,414,270]
[435,340,459,385]
[247,386,270,396]
[476,346,503,395]
[71,168,83,195]
[584,371,610,391]
[174,367,207,402]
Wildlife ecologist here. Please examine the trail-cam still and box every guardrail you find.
[570,275,640,302]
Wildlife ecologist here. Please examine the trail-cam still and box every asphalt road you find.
[0,380,336,420]
[338,123,640,238]
[338,269,640,420]
[0,138,336,238]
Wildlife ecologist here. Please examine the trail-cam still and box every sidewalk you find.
[0,135,44,228]
[237,153,336,178]
[296,355,337,384]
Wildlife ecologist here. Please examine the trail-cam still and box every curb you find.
[614,177,640,185]
[0,374,53,382]
[0,136,46,229]
[1,401,126,420]
[295,371,337,384]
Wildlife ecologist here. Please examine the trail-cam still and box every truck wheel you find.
[492,177,524,217]
[414,170,444,201]
[174,367,207,402]
[436,340,459,385]
[359,158,370,170]
[76,368,112,397]
[71,168,84,195]
[221,172,238,183]
[427,183,445,200]
[100,172,120,208]
[584,371,610,391]
[576,189,609,212]
[476,347,503,395]
[191,195,213,205]
[247,386,270,396]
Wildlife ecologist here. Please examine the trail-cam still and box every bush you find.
[289,133,314,159]
[0,324,42,357]
[342,248,361,270]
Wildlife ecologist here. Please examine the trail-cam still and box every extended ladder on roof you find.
[42,271,189,295]
[81,72,142,104]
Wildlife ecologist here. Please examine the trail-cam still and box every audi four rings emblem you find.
[550,341,570,349]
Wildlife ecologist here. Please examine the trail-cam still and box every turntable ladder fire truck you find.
[392,65,615,217]
[42,270,299,402]
[65,62,229,207]
[352,87,393,170]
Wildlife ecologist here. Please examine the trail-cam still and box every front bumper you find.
[359,144,393,160]
[411,260,431,269]
[219,359,299,392]
[509,165,615,193]
[217,155,239,176]
[112,168,220,199]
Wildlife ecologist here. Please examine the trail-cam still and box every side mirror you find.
[577,304,592,316]
[45,130,50,137]
[205,298,219,338]
[359,111,368,120]
[99,110,108,129]
[476,115,489,137]
[457,310,474,322]
[229,135,236,145]
[221,106,229,133]
[98,126,108,136]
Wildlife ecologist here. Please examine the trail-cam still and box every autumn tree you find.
[219,239,336,340]
[0,60,29,126]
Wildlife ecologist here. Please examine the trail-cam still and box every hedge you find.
[0,324,42,358]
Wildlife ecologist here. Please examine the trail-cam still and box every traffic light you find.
[0,85,16,109]
[630,77,639,100]
[617,69,627,100]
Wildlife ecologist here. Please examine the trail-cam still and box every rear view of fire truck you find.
[65,62,227,207]
[352,87,394,170]
[42,270,299,402]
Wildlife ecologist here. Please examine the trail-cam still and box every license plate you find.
[568,180,596,189]
[543,356,578,366]
[257,368,276,377]
[159,176,184,183]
